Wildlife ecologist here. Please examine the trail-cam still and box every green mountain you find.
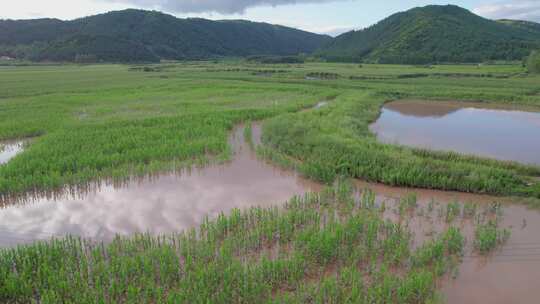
[316,5,540,64]
[0,9,331,62]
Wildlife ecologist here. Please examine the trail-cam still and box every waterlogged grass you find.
[0,184,507,303]
[261,88,540,199]
[0,64,336,195]
[475,220,511,254]
[1,62,540,197]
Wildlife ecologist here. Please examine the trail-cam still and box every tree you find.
[527,50,540,73]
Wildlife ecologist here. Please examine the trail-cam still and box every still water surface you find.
[370,100,540,166]
[0,140,26,165]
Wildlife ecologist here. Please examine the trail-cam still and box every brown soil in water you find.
[370,99,540,166]
[384,100,464,118]
[383,99,540,118]
[355,180,540,304]
[0,120,539,303]
[0,140,26,164]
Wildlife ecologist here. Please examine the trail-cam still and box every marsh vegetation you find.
[0,183,511,303]
[1,61,540,303]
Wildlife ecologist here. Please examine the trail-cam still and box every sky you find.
[1,0,539,36]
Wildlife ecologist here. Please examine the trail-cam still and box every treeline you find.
[528,50,540,73]
[246,55,304,64]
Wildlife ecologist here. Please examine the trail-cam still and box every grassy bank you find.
[262,91,540,198]
[0,183,508,303]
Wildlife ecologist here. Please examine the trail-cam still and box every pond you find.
[370,100,540,166]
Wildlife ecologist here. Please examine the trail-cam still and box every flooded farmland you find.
[0,124,321,246]
[1,121,540,303]
[355,180,540,304]
[370,100,540,166]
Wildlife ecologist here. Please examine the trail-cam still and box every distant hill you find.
[316,5,540,64]
[497,19,540,34]
[0,9,331,63]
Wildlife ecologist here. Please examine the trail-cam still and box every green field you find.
[0,63,333,194]
[0,61,538,302]
[1,62,539,197]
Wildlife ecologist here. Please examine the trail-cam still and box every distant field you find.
[1,61,539,197]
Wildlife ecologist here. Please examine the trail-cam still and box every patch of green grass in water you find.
[0,183,506,303]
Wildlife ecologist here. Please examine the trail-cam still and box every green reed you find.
[0,183,508,303]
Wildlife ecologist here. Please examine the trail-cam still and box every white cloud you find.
[474,0,540,22]
[102,0,347,14]
[318,25,357,36]
[259,17,356,35]
[0,0,128,20]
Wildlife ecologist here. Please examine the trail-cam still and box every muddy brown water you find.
[0,120,539,303]
[370,100,540,166]
[0,124,321,246]
[0,140,25,165]
[354,180,540,303]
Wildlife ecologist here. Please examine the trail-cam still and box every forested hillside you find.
[316,5,540,64]
[0,9,331,62]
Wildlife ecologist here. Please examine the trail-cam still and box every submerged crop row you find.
[0,183,508,303]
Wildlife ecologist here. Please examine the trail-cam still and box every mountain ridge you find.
[0,9,331,62]
[3,5,540,64]
[316,5,540,64]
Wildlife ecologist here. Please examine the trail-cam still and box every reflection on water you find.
[313,101,328,109]
[0,140,25,164]
[383,100,462,117]
[370,100,540,166]
[0,124,321,246]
